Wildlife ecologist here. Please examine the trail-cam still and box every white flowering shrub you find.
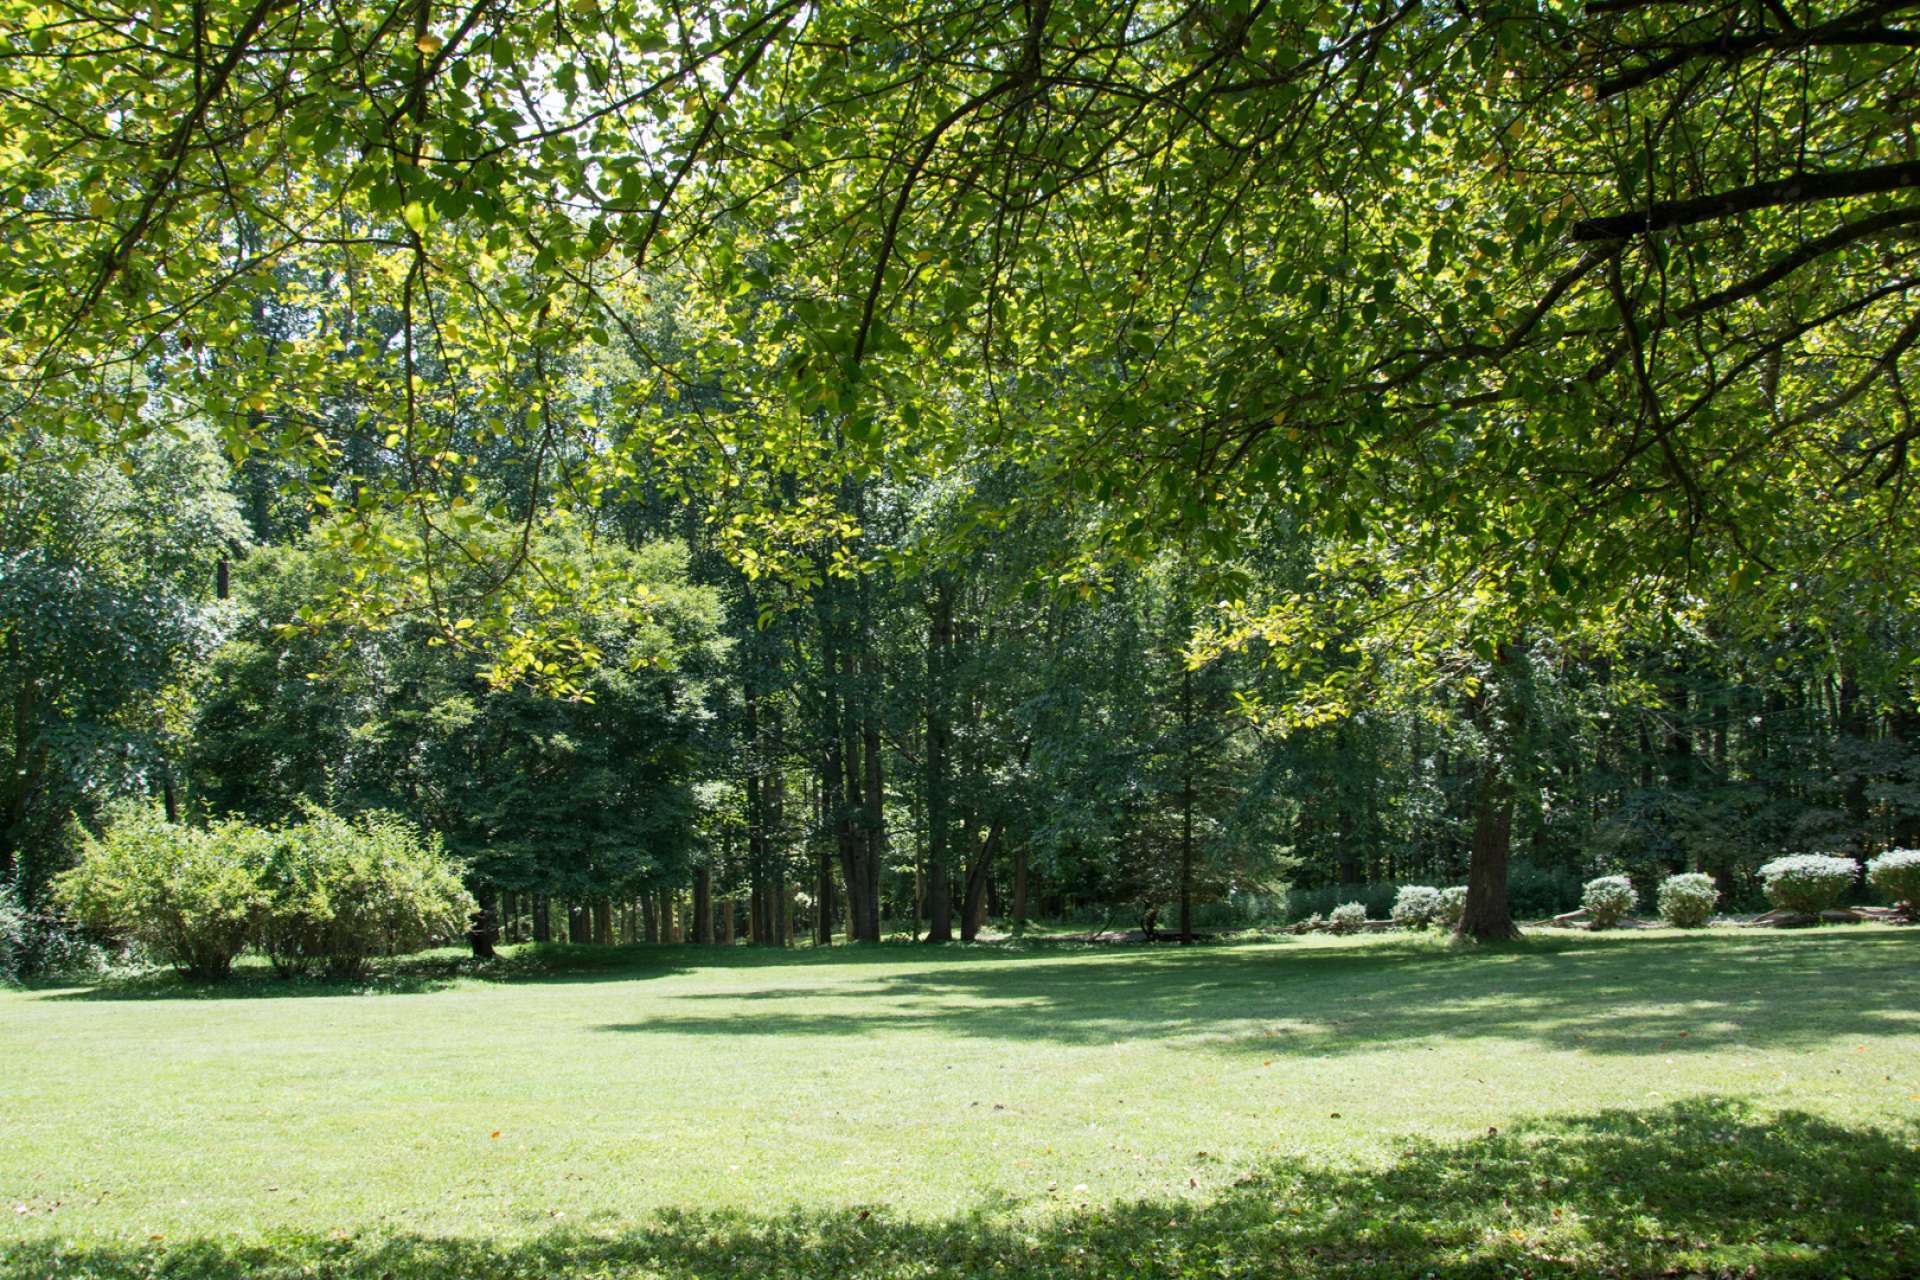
[1436,886,1468,929]
[1866,849,1920,912]
[1391,885,1443,929]
[1656,873,1719,928]
[1581,875,1638,928]
[1329,902,1368,934]
[1757,854,1857,913]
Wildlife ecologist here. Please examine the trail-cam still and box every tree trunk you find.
[1458,643,1523,941]
[468,887,499,959]
[1012,842,1029,935]
[1179,661,1195,943]
[960,816,1005,942]
[924,576,955,942]
[532,894,552,943]
[694,867,714,943]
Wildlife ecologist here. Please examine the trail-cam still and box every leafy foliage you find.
[1656,874,1720,930]
[1389,885,1443,930]
[1757,855,1860,914]
[1582,876,1639,929]
[253,809,473,979]
[55,804,266,978]
[1865,849,1920,913]
[1328,902,1368,934]
[0,881,22,983]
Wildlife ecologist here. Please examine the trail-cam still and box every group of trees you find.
[4,0,1919,945]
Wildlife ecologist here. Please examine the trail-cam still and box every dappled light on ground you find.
[3,1098,1911,1279]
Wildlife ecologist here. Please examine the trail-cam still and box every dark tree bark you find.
[1011,841,1029,934]
[1458,643,1524,941]
[924,576,955,943]
[467,888,499,959]
[693,866,714,943]
[532,894,552,943]
[1179,661,1195,942]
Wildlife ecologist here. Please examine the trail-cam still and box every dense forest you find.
[4,0,1920,956]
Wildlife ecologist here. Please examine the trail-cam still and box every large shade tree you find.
[5,0,1918,934]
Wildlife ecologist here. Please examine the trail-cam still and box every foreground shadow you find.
[3,1098,1912,1279]
[602,930,1920,1057]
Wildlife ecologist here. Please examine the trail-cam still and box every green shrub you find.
[1656,873,1719,928]
[1866,849,1920,913]
[253,809,473,980]
[0,882,24,984]
[1507,860,1584,918]
[1329,901,1368,934]
[1757,854,1858,914]
[1286,882,1398,922]
[53,805,267,979]
[1581,875,1638,928]
[1390,885,1442,929]
[1436,886,1468,929]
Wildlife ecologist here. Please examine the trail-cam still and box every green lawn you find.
[3,928,1917,1278]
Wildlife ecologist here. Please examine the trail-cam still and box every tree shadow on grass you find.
[40,942,692,1001]
[603,930,1920,1057]
[3,1097,1912,1279]
[35,936,1059,1001]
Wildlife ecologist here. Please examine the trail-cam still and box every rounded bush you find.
[1757,854,1857,914]
[254,809,474,980]
[1435,886,1468,929]
[53,805,267,979]
[1390,885,1443,929]
[1656,873,1719,928]
[1329,901,1368,934]
[1581,875,1638,928]
[1866,848,1920,913]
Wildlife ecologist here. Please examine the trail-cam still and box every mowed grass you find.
[2,927,1918,1278]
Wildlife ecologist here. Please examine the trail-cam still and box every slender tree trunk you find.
[1012,842,1029,934]
[924,577,954,942]
[468,887,499,959]
[1179,661,1195,943]
[694,867,714,943]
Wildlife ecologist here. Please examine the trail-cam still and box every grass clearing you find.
[3,928,1917,1277]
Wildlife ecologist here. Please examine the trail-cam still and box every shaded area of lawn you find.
[5,1098,1911,1279]
[602,930,1920,1057]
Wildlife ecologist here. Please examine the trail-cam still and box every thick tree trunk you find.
[532,894,552,943]
[1458,643,1523,941]
[1459,756,1518,940]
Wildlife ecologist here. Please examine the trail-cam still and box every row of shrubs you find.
[1313,849,1920,934]
[50,803,474,980]
[1286,860,1586,923]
